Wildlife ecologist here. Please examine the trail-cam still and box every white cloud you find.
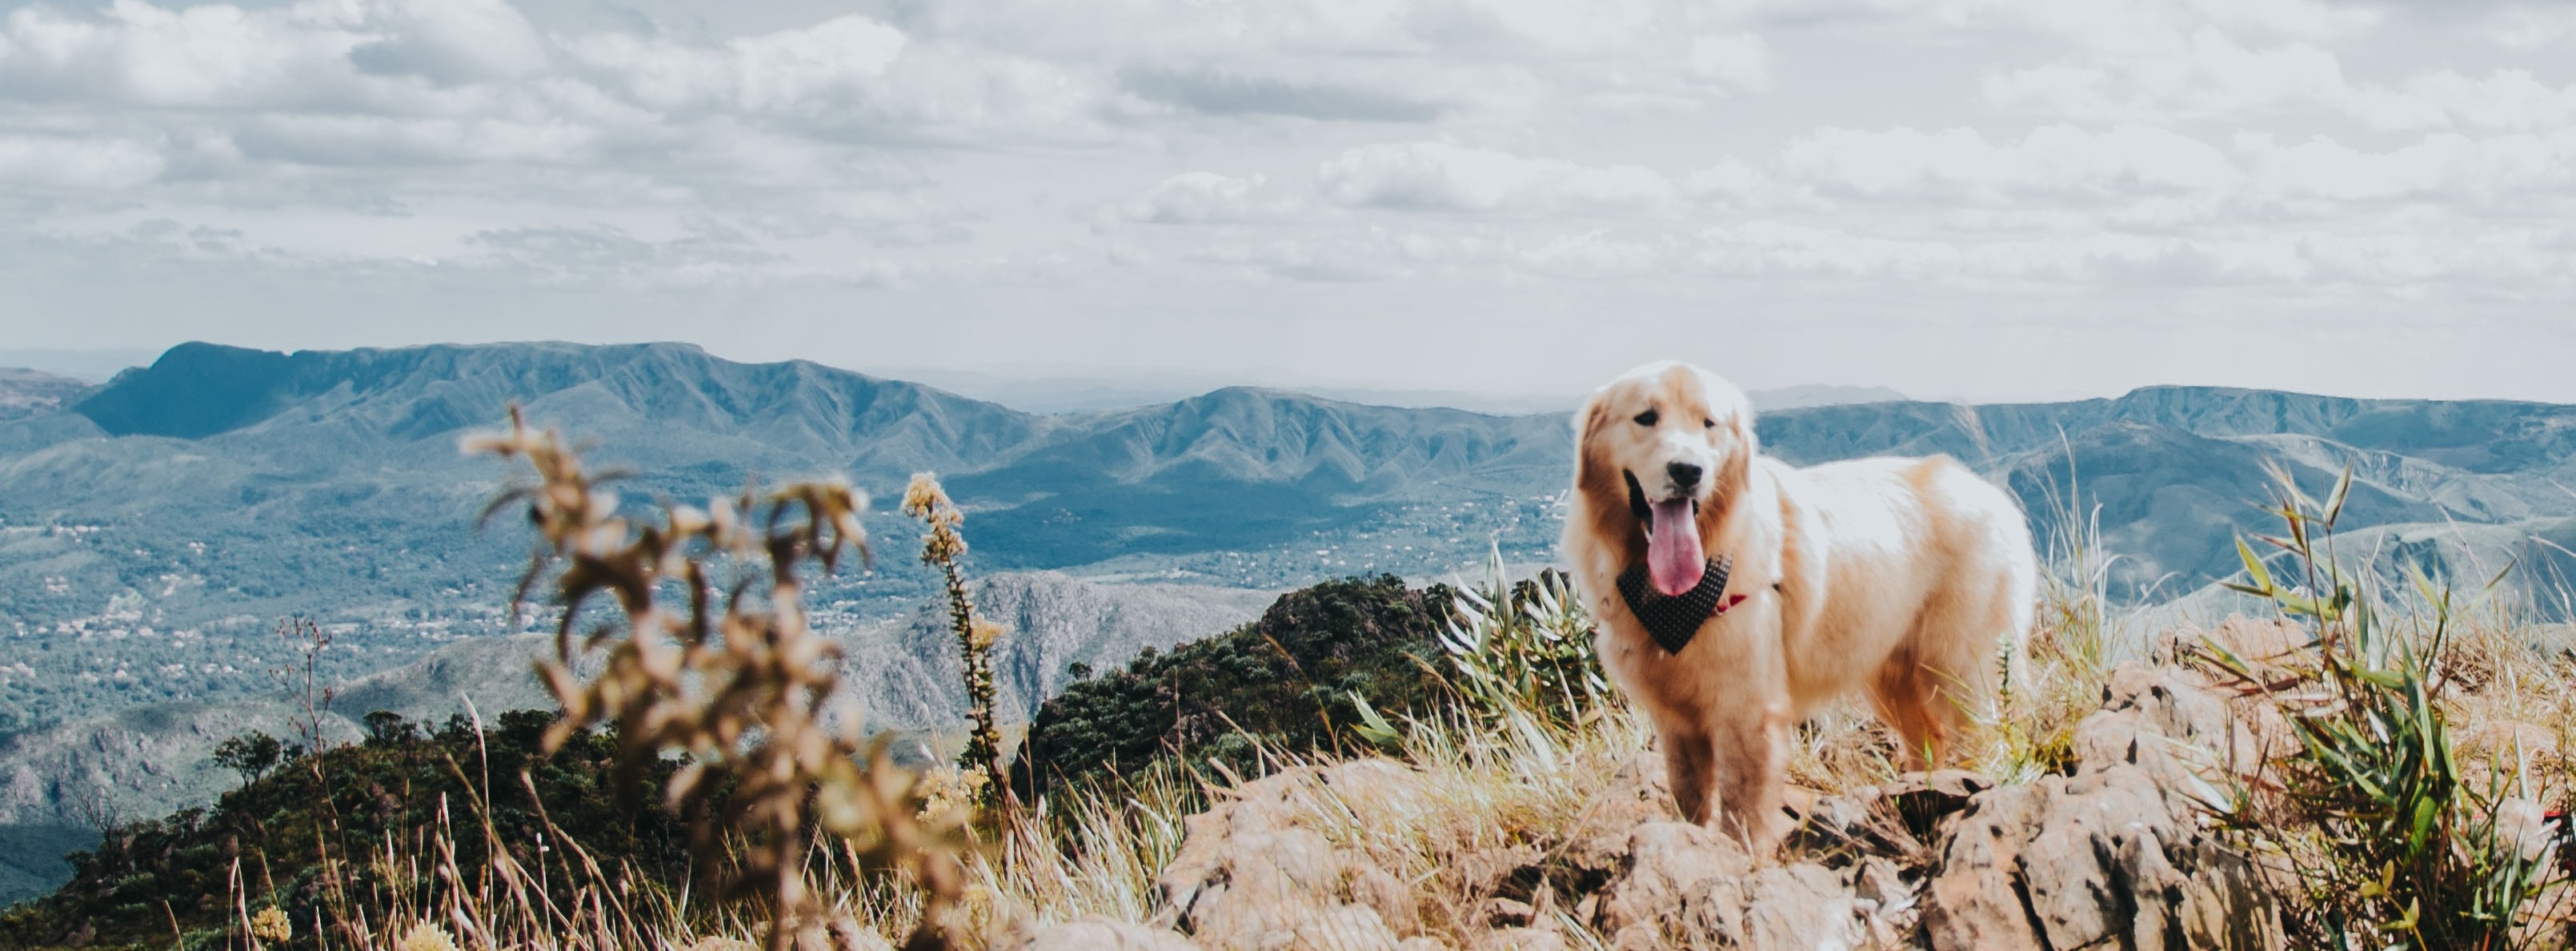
[1124,172,1288,224]
[0,0,373,110]
[563,17,907,113]
[1688,33,1772,91]
[1317,142,1677,214]
[895,0,1773,120]
[1782,124,2237,199]
[2237,130,2576,203]
[1982,31,2352,123]
[2351,69,2576,133]
[350,0,548,84]
[0,133,164,188]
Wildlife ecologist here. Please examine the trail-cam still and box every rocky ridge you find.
[1007,626,2311,949]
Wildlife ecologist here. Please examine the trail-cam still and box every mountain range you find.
[5,339,2576,903]
[1,343,2569,719]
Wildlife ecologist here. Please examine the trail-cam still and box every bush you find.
[2202,464,2562,949]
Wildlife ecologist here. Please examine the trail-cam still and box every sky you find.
[2,0,2574,405]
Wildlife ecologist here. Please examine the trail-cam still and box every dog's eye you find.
[1704,418,1717,428]
[1633,410,1658,427]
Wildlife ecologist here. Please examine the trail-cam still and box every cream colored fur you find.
[1562,362,2037,852]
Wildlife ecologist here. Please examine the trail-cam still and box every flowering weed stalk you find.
[903,473,1008,816]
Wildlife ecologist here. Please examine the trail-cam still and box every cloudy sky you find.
[2,0,2574,405]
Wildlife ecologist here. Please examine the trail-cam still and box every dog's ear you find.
[1717,407,1754,500]
[1572,389,1620,496]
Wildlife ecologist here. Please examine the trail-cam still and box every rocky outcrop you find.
[1918,663,2285,950]
[1024,657,2286,950]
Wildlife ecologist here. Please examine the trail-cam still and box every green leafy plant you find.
[2203,463,2559,949]
[1419,548,1607,736]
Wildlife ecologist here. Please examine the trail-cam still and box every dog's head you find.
[1573,362,1757,596]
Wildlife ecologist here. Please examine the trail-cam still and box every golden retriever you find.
[1563,362,2036,851]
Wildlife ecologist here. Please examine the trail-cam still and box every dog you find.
[1562,362,2036,851]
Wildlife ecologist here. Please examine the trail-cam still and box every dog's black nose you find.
[1667,461,1703,488]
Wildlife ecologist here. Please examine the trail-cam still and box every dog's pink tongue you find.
[1647,500,1704,596]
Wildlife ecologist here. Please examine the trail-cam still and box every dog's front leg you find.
[1656,720,1717,825]
[1706,697,1792,855]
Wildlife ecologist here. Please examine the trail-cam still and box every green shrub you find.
[2204,463,2560,949]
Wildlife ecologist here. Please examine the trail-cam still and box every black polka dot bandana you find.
[1617,555,1744,654]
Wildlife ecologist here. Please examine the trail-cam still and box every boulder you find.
[996,916,1203,950]
[1155,760,1432,950]
[1920,662,2284,951]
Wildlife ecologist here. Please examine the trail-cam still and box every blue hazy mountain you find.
[4,340,2574,740]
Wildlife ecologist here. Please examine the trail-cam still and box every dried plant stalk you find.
[903,473,1007,814]
[467,407,962,950]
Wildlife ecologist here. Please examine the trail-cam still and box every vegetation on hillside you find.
[0,710,689,948]
[1008,573,1456,800]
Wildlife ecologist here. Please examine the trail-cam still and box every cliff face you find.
[842,571,1276,728]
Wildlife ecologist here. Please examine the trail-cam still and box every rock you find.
[1470,928,1564,951]
[1592,821,1752,936]
[1558,754,1674,881]
[1454,845,1546,902]
[2458,720,2559,764]
[1920,662,2285,951]
[1350,865,1423,936]
[1589,821,1884,948]
[997,916,1201,950]
[2495,797,2554,864]
[1156,760,1431,950]
[1918,782,2047,951]
[1885,768,1993,839]
[827,921,897,951]
[1853,857,1911,909]
[1293,906,1407,951]
[1722,864,1876,949]
[2154,615,2306,676]
[1480,898,1535,928]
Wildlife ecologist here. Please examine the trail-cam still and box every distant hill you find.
[0,349,155,384]
[1750,383,1909,411]
[886,369,1906,415]
[0,369,88,423]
